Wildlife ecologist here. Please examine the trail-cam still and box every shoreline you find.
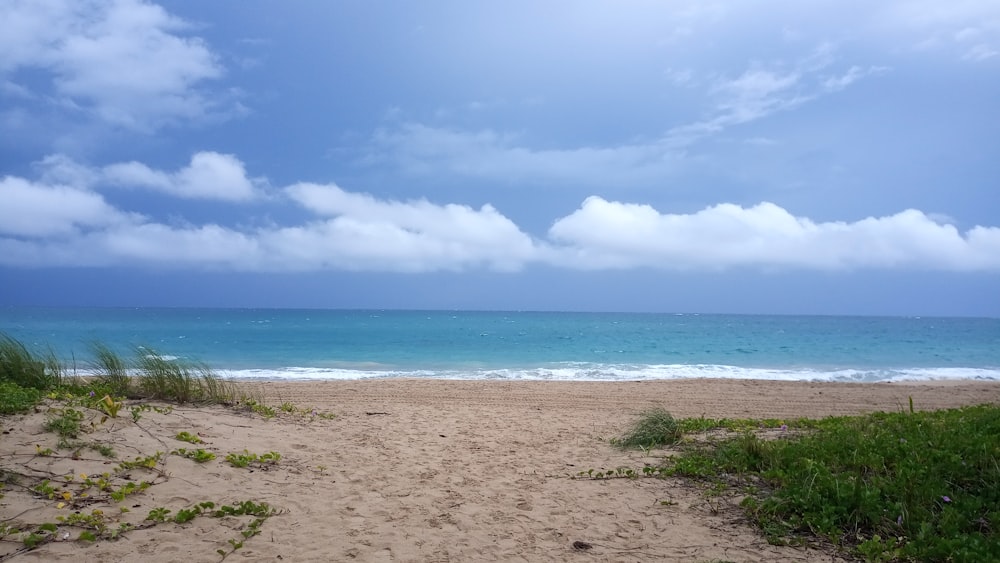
[255,377,1000,419]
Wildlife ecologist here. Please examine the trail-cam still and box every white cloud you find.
[0,175,138,237]
[100,223,260,266]
[548,198,1000,272]
[281,183,540,272]
[102,152,263,201]
[0,0,226,131]
[2,167,998,273]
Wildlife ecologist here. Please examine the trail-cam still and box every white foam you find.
[215,364,1000,382]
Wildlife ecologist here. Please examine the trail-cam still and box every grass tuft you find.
[133,349,238,405]
[615,407,681,449]
[0,333,63,390]
[89,342,133,398]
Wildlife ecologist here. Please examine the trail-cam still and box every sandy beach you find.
[3,378,999,562]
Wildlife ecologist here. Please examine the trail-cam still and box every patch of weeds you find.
[225,450,281,468]
[665,405,1000,561]
[213,500,277,559]
[129,403,174,422]
[172,448,217,463]
[0,522,19,540]
[145,506,172,522]
[109,480,151,502]
[33,480,57,500]
[240,398,276,419]
[613,407,681,449]
[91,442,116,458]
[0,380,43,415]
[175,431,204,444]
[56,508,131,541]
[116,452,164,472]
[43,408,85,442]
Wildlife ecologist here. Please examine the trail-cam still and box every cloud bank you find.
[2,160,998,273]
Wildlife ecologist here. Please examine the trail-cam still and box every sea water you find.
[1,307,998,382]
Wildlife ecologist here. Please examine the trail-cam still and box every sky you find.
[1,0,999,315]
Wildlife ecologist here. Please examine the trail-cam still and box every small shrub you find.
[0,381,42,414]
[616,407,681,449]
[44,408,85,440]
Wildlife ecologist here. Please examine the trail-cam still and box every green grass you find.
[43,408,85,441]
[0,334,63,390]
[134,348,240,405]
[0,380,42,415]
[664,405,1000,562]
[89,342,133,398]
[614,407,682,448]
[0,334,255,417]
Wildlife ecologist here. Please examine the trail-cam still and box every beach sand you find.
[3,379,998,562]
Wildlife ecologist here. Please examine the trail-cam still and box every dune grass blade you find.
[135,349,200,403]
[89,342,133,398]
[133,348,238,405]
[0,333,62,390]
[617,407,681,448]
[197,367,239,405]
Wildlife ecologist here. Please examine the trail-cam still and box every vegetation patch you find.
[613,407,682,449]
[0,333,306,560]
[225,450,281,469]
[0,381,42,415]
[620,404,1000,562]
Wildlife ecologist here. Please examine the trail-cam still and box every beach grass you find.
[660,405,1000,562]
[135,350,220,404]
[614,407,682,448]
[0,333,288,558]
[0,333,251,412]
[89,342,133,398]
[0,334,64,391]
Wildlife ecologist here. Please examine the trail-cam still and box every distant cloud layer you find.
[2,156,998,273]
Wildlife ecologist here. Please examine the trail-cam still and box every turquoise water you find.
[1,307,998,382]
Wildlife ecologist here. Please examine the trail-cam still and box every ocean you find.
[1,307,998,383]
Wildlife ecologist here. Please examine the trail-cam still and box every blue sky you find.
[1,0,998,315]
